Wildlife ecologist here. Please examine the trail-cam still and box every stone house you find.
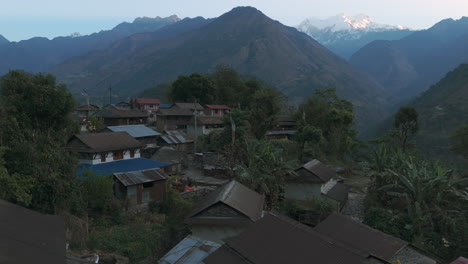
[186,180,265,244]
[105,125,160,158]
[204,105,230,116]
[284,159,349,209]
[114,168,167,207]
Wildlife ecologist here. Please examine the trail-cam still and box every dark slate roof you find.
[191,116,224,125]
[107,125,160,138]
[114,168,167,186]
[157,107,193,116]
[314,213,408,262]
[94,108,148,118]
[159,235,221,264]
[132,98,160,104]
[289,159,336,183]
[322,182,350,202]
[160,134,193,144]
[174,102,204,110]
[205,105,231,110]
[203,212,368,264]
[451,257,468,264]
[0,200,65,264]
[76,104,100,111]
[77,158,169,176]
[188,181,264,223]
[66,132,144,153]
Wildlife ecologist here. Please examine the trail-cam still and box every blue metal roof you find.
[159,236,220,264]
[77,158,169,176]
[107,125,160,138]
[159,104,173,109]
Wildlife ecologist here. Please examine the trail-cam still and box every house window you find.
[101,153,106,162]
[143,182,154,188]
[130,150,135,158]
[113,151,124,160]
[215,109,219,114]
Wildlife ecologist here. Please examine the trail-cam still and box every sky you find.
[1,0,467,41]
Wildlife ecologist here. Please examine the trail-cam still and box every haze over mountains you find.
[0,15,180,75]
[350,16,468,102]
[0,34,8,45]
[297,14,413,58]
[51,7,389,128]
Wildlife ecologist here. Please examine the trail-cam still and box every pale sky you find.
[1,0,467,41]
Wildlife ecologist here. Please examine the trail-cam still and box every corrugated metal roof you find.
[77,158,169,176]
[66,132,145,153]
[174,102,204,110]
[159,236,220,264]
[164,130,182,135]
[314,213,408,262]
[161,135,192,144]
[322,182,350,202]
[289,159,335,183]
[114,168,167,186]
[107,125,160,138]
[188,181,264,222]
[204,212,368,264]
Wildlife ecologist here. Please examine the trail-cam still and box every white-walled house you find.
[285,159,349,209]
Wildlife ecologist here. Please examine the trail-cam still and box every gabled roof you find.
[0,200,65,264]
[203,212,369,264]
[157,107,193,116]
[107,125,160,138]
[66,132,144,153]
[174,102,204,110]
[322,182,350,203]
[191,116,224,125]
[159,236,221,264]
[132,98,161,104]
[76,104,100,111]
[451,257,468,264]
[114,168,167,186]
[77,158,169,176]
[188,181,264,223]
[289,159,336,183]
[94,108,148,118]
[314,213,408,262]
[205,105,231,110]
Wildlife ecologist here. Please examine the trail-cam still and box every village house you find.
[314,213,440,264]
[266,115,297,140]
[94,108,148,126]
[187,115,224,135]
[130,98,161,112]
[155,103,204,132]
[104,101,130,110]
[186,180,265,244]
[105,125,160,158]
[114,168,167,207]
[0,199,66,264]
[75,104,100,118]
[65,132,168,176]
[203,212,388,264]
[157,131,194,152]
[204,105,230,116]
[284,159,350,209]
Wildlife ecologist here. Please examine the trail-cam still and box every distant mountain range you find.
[297,14,413,58]
[0,15,180,74]
[350,17,468,102]
[51,7,390,129]
[0,34,8,45]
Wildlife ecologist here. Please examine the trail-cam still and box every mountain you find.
[0,34,8,45]
[52,6,390,129]
[350,17,468,102]
[411,64,468,159]
[0,15,180,75]
[297,14,413,58]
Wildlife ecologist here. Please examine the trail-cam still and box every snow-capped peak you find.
[298,13,406,33]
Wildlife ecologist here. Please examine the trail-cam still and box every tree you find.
[0,70,79,213]
[451,124,468,158]
[248,88,281,139]
[167,73,215,105]
[394,106,419,151]
[296,124,322,161]
[211,65,247,106]
[295,88,357,159]
[86,115,105,133]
